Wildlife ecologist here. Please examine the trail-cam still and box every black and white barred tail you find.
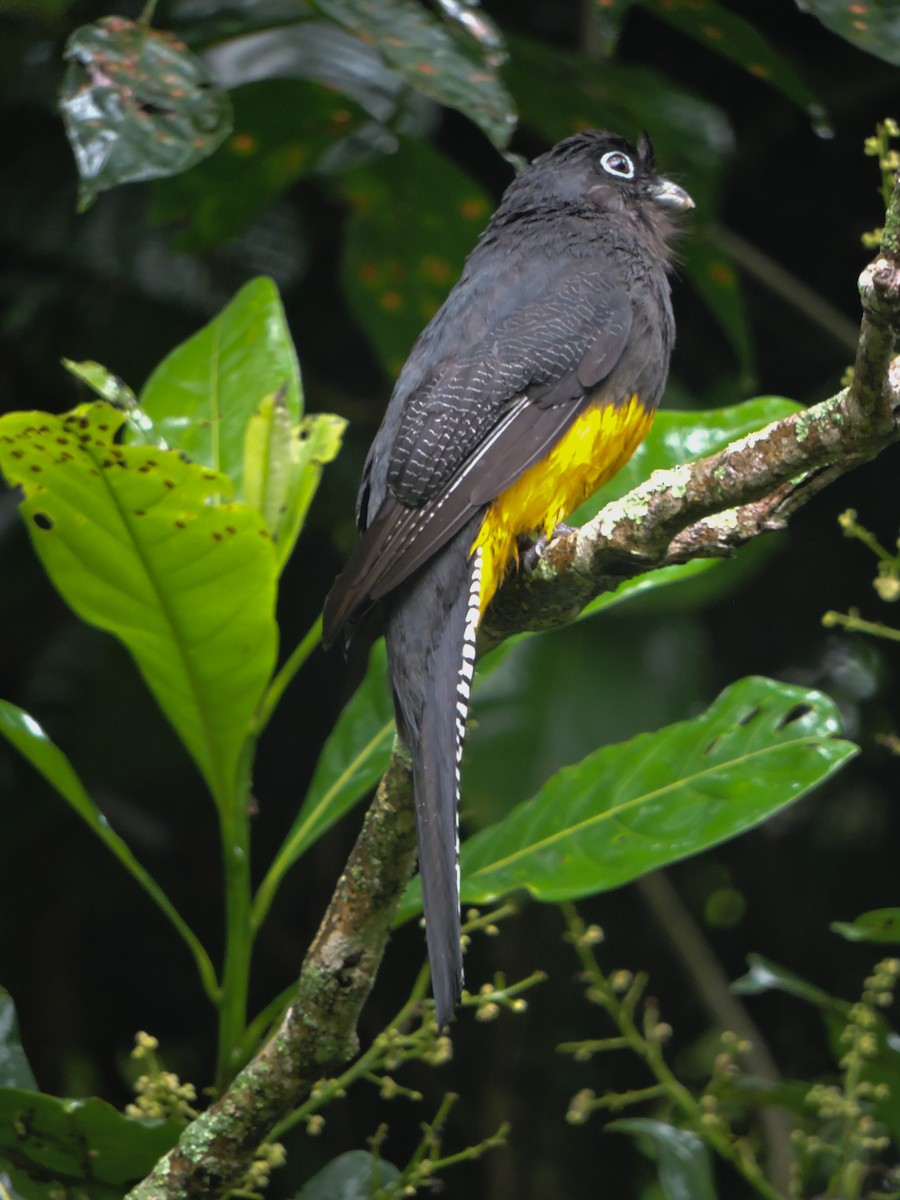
[385,515,484,1028]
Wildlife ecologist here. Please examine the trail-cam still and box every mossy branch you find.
[126,754,417,1200]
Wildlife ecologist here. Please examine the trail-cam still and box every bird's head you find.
[495,130,694,240]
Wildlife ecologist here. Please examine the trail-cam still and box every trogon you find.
[323,130,693,1028]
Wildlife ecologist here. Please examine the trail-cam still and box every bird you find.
[323,130,693,1029]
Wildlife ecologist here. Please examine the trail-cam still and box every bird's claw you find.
[518,523,577,574]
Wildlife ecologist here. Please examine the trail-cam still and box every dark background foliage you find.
[1,0,899,1195]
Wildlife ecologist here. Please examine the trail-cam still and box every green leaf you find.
[61,357,137,408]
[635,0,824,121]
[581,559,736,621]
[804,1,900,67]
[243,390,296,538]
[294,1149,401,1199]
[0,403,278,808]
[244,409,346,572]
[339,138,493,377]
[0,1086,182,1199]
[313,0,516,149]
[151,79,367,251]
[62,358,157,444]
[138,277,302,499]
[59,17,232,211]
[0,699,218,999]
[609,1119,716,1200]
[396,677,856,920]
[274,413,346,570]
[831,908,900,945]
[0,990,36,1091]
[731,953,846,1010]
[253,641,394,927]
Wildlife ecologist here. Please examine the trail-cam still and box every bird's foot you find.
[518,523,577,574]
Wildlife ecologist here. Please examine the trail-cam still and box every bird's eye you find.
[600,150,635,180]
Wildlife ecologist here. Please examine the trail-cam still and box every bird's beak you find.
[651,179,695,211]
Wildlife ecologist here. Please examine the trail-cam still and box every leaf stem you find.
[562,905,787,1200]
[822,609,900,643]
[139,0,159,25]
[253,615,322,735]
[215,742,257,1089]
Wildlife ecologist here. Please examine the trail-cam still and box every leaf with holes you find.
[138,277,302,498]
[62,358,157,444]
[314,0,516,149]
[243,397,346,570]
[275,413,346,570]
[339,137,492,376]
[395,677,856,920]
[59,16,232,211]
[0,402,278,807]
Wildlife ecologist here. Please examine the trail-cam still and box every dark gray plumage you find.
[324,131,692,1028]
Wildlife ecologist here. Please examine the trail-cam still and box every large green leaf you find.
[59,17,232,211]
[0,1087,182,1200]
[137,277,302,499]
[313,0,516,149]
[396,677,856,920]
[339,138,492,376]
[0,699,217,998]
[151,79,367,251]
[0,402,278,807]
[0,990,36,1092]
[803,1,900,68]
[253,640,394,927]
[609,1119,716,1200]
[294,1149,400,1199]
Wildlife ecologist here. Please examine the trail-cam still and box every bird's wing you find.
[322,269,632,645]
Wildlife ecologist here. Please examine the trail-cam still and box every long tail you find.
[386,515,484,1028]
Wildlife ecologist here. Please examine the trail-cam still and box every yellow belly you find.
[471,394,654,614]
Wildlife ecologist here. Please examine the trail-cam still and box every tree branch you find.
[126,752,417,1200]
[132,173,900,1199]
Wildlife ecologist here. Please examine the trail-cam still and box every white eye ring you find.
[600,150,635,179]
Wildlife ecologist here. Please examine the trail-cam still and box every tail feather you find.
[386,516,483,1028]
